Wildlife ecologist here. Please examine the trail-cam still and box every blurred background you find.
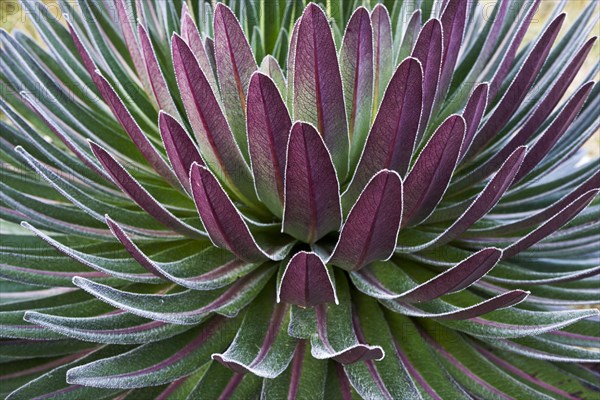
[1,0,598,157]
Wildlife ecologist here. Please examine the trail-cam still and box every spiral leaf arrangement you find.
[1,0,599,398]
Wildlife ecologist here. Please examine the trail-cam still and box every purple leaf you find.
[339,7,373,169]
[213,3,257,159]
[484,170,600,236]
[190,163,272,262]
[386,290,529,320]
[115,0,150,93]
[402,115,465,227]
[438,0,468,102]
[434,290,529,321]
[138,24,179,116]
[330,170,403,272]
[277,251,337,307]
[89,141,204,238]
[293,3,349,179]
[514,82,594,183]
[180,9,220,95]
[467,13,565,159]
[67,20,180,188]
[488,0,543,100]
[371,4,393,111]
[286,19,300,112]
[502,190,599,260]
[428,146,526,247]
[344,57,422,208]
[411,19,443,141]
[158,111,203,194]
[398,248,502,302]
[247,72,292,217]
[460,83,489,159]
[92,71,180,188]
[282,122,342,243]
[106,216,260,291]
[171,34,256,206]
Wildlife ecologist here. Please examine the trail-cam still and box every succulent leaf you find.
[1,1,599,398]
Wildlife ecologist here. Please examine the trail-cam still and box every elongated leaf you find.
[354,248,501,302]
[398,146,526,250]
[66,317,238,388]
[24,309,191,345]
[190,163,290,262]
[171,34,257,207]
[293,3,349,179]
[91,72,179,188]
[514,82,594,182]
[73,267,274,325]
[213,3,257,160]
[105,216,261,291]
[246,72,292,217]
[502,190,599,259]
[330,170,403,272]
[437,0,468,102]
[180,9,219,95]
[402,115,465,226]
[277,251,337,307]
[158,111,203,194]
[339,7,374,170]
[213,288,296,378]
[459,83,489,158]
[412,18,442,141]
[467,13,566,159]
[89,141,204,238]
[137,24,178,117]
[282,122,342,243]
[371,4,393,111]
[344,57,423,208]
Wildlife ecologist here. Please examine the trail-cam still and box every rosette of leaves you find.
[1,0,599,398]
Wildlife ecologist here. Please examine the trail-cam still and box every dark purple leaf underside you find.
[190,163,267,262]
[489,170,600,235]
[502,190,599,260]
[428,290,529,321]
[438,0,468,102]
[283,122,341,243]
[488,0,543,100]
[402,248,502,302]
[467,13,565,159]
[344,57,422,208]
[89,141,203,238]
[412,18,443,141]
[137,24,178,116]
[181,10,219,95]
[247,72,292,217]
[278,252,337,307]
[460,83,489,159]
[67,20,179,187]
[403,115,465,227]
[330,170,403,272]
[340,7,374,168]
[171,34,254,203]
[213,4,257,161]
[371,4,393,111]
[294,3,349,179]
[434,146,526,246]
[514,82,594,182]
[115,0,149,92]
[158,111,203,194]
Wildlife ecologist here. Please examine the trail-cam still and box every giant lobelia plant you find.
[1,0,599,398]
